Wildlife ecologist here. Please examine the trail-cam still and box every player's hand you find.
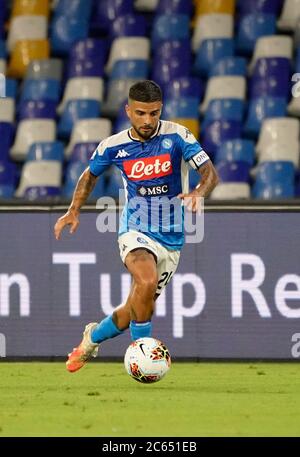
[54,210,80,240]
[177,189,203,213]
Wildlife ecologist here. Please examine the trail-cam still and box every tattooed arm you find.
[54,167,98,240]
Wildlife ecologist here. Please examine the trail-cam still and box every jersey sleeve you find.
[89,140,112,176]
[177,125,211,170]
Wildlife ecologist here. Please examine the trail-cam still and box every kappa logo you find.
[116,149,130,158]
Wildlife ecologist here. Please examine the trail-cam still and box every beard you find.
[132,124,156,140]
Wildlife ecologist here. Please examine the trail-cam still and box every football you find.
[124,337,171,383]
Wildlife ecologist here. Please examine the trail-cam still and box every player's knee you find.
[135,274,158,297]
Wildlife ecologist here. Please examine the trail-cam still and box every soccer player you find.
[54,80,219,372]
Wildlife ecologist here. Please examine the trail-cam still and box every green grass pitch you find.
[0,362,300,437]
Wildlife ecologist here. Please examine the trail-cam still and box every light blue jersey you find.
[89,120,210,250]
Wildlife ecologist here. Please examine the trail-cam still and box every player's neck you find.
[129,127,146,142]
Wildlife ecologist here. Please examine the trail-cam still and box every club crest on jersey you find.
[162,138,173,149]
[123,154,173,181]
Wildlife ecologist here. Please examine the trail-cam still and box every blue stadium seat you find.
[111,14,147,38]
[0,185,15,198]
[21,79,61,103]
[201,120,242,159]
[250,74,291,99]
[253,57,291,78]
[155,40,192,61]
[237,0,284,16]
[90,177,105,200]
[55,0,93,21]
[244,97,287,138]
[165,77,204,101]
[18,100,57,121]
[5,79,18,99]
[215,139,255,165]
[237,13,277,55]
[105,167,123,199]
[24,186,61,201]
[70,38,107,61]
[210,57,247,77]
[50,16,89,56]
[0,122,14,160]
[202,99,245,130]
[163,98,199,119]
[0,160,16,197]
[27,142,64,162]
[296,47,300,73]
[254,161,295,185]
[67,58,105,78]
[0,40,5,58]
[253,182,295,199]
[157,0,193,15]
[152,54,191,91]
[91,0,134,36]
[58,100,100,139]
[114,107,131,133]
[151,14,190,48]
[216,161,251,183]
[194,39,234,78]
[63,162,86,198]
[111,59,148,80]
[70,142,98,163]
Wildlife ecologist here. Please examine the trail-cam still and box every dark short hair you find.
[129,80,162,103]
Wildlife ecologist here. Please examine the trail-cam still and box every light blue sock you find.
[91,315,123,344]
[130,320,152,341]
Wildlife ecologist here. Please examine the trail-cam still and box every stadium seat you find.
[294,19,300,47]
[252,56,291,81]
[20,79,61,102]
[216,161,251,183]
[69,142,98,163]
[24,186,61,201]
[258,141,300,166]
[257,118,300,150]
[67,58,105,78]
[201,120,242,158]
[105,167,124,199]
[0,39,5,58]
[18,100,57,120]
[70,38,107,60]
[163,98,199,119]
[51,16,89,56]
[236,13,277,55]
[106,37,150,75]
[244,97,287,138]
[12,0,50,17]
[165,77,204,101]
[278,0,300,30]
[152,54,191,91]
[7,39,50,79]
[4,79,18,99]
[0,98,15,123]
[114,106,131,133]
[215,139,255,165]
[0,184,15,198]
[90,0,133,35]
[0,58,5,74]
[26,58,63,81]
[252,181,295,199]
[0,161,16,190]
[249,36,293,73]
[62,161,87,198]
[194,38,234,77]
[57,77,104,114]
[201,76,246,113]
[54,0,93,20]
[192,13,234,52]
[210,182,251,199]
[111,59,148,80]
[194,0,235,17]
[11,119,56,161]
[134,0,158,11]
[15,160,62,197]
[65,118,112,157]
[111,14,147,38]
[169,118,200,139]
[237,0,284,16]
[0,123,14,160]
[0,4,5,39]
[58,99,100,139]
[7,15,48,53]
[27,141,64,162]
[254,160,295,184]
[102,79,139,117]
[250,72,291,100]
[152,14,190,48]
[210,56,247,77]
[202,99,244,130]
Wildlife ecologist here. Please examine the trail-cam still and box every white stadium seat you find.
[10,119,56,161]
[7,15,48,53]
[249,36,293,74]
[134,0,158,11]
[192,13,234,52]
[256,118,300,154]
[0,59,6,74]
[277,0,300,31]
[57,77,104,114]
[15,161,62,197]
[65,118,112,157]
[258,141,300,167]
[210,183,251,200]
[102,78,139,117]
[0,98,15,123]
[105,37,150,74]
[200,76,246,113]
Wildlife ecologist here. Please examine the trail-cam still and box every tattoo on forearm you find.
[70,169,97,211]
[197,162,218,197]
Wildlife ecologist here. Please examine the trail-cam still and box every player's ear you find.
[125,104,131,119]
